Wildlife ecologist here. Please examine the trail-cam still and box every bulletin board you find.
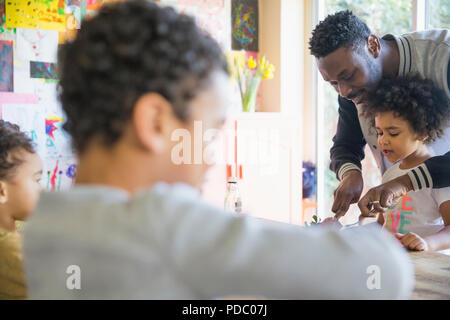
[0,0,240,191]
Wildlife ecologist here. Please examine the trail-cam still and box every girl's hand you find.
[395,232,429,251]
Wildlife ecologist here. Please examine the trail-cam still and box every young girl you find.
[363,76,450,253]
[0,120,43,299]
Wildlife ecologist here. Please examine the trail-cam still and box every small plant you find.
[304,214,321,227]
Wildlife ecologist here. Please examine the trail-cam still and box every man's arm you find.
[358,152,450,216]
[173,208,414,299]
[330,96,366,180]
[408,151,450,190]
[329,96,367,217]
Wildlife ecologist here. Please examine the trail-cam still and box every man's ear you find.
[366,34,381,58]
[0,181,8,204]
[131,93,178,154]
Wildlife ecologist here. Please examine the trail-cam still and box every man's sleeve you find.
[329,96,366,180]
[408,151,450,190]
[171,205,414,299]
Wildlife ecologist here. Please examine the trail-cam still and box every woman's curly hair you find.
[309,10,371,58]
[58,0,228,154]
[0,120,35,180]
[362,75,450,144]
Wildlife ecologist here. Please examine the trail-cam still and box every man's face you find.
[317,46,382,105]
[164,70,233,189]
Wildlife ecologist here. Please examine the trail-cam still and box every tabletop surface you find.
[409,251,450,300]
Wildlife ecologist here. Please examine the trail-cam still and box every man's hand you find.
[332,170,363,219]
[358,174,413,217]
[395,233,429,251]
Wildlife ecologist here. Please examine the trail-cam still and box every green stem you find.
[243,75,262,112]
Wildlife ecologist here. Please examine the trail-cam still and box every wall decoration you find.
[1,0,231,192]
[30,61,58,79]
[5,0,66,31]
[159,0,228,49]
[0,39,13,91]
[45,156,77,191]
[231,0,258,52]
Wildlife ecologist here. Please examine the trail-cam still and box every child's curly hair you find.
[362,75,450,144]
[0,120,35,180]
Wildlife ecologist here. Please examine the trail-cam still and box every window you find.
[427,0,450,29]
[315,0,450,224]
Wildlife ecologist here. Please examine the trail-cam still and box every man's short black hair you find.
[362,75,450,144]
[58,0,228,154]
[309,10,371,58]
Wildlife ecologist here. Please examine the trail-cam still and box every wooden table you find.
[409,251,450,299]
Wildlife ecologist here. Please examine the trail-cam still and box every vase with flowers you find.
[234,53,275,112]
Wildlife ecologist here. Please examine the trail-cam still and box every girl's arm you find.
[424,201,450,251]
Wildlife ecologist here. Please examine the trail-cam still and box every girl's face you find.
[0,150,43,226]
[374,111,426,163]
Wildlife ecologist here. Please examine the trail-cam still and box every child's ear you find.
[0,181,8,204]
[417,133,429,143]
[132,93,178,154]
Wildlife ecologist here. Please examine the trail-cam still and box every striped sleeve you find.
[408,152,450,191]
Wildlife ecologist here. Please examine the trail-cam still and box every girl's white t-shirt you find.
[382,162,450,254]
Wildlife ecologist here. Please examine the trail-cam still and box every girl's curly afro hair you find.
[362,75,450,144]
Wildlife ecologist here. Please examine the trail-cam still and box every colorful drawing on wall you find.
[159,0,228,49]
[231,0,258,52]
[45,115,62,138]
[85,0,123,19]
[36,0,66,31]
[45,114,72,157]
[0,0,15,34]
[0,0,6,27]
[65,0,83,29]
[66,163,77,180]
[0,40,13,92]
[5,0,66,31]
[30,61,58,79]
[5,0,37,29]
[16,29,59,62]
[45,156,76,190]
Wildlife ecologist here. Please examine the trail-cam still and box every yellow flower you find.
[225,51,247,80]
[248,56,257,69]
[259,56,266,70]
[263,69,274,79]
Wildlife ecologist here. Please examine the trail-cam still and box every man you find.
[309,10,450,218]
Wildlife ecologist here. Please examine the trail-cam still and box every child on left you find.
[0,120,43,299]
